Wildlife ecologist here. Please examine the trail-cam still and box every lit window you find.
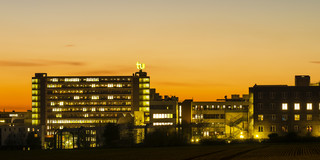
[108,95,113,100]
[307,114,312,121]
[294,103,300,110]
[258,115,263,121]
[107,84,113,88]
[307,103,313,110]
[92,96,99,100]
[9,114,18,117]
[50,102,55,106]
[92,108,96,112]
[153,122,173,126]
[92,84,96,88]
[52,78,58,82]
[83,108,87,112]
[307,126,312,132]
[86,78,99,82]
[56,114,62,118]
[74,96,80,100]
[294,114,300,121]
[64,78,80,82]
[59,102,64,106]
[282,103,288,110]
[84,114,89,117]
[153,114,173,119]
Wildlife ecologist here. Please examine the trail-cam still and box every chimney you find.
[295,75,310,86]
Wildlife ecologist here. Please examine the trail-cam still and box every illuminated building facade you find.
[149,89,178,127]
[31,68,150,147]
[250,75,320,139]
[181,95,249,142]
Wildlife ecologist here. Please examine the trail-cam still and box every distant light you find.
[255,135,259,138]
[240,135,244,139]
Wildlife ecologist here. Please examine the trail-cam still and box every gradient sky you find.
[1,0,320,111]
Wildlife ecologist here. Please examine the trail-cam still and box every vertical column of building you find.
[32,73,47,126]
[31,77,40,125]
[139,76,150,123]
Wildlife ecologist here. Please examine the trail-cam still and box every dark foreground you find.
[2,143,320,160]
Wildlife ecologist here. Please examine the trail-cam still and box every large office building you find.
[250,75,320,139]
[31,65,150,147]
[180,94,249,142]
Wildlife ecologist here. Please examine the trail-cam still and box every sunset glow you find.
[1,0,320,111]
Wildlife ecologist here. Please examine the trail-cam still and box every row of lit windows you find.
[139,83,150,89]
[258,125,313,133]
[139,78,150,83]
[49,77,132,82]
[53,113,121,118]
[153,114,173,119]
[51,90,131,94]
[32,79,39,83]
[47,119,117,124]
[32,90,40,95]
[139,95,150,100]
[153,122,173,126]
[50,101,132,106]
[47,83,131,88]
[52,107,131,112]
[193,105,246,110]
[281,103,318,110]
[49,95,132,100]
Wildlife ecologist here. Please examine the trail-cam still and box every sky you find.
[1,0,320,111]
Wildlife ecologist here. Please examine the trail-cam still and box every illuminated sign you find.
[136,62,145,70]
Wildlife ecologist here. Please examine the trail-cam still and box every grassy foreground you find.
[2,143,320,160]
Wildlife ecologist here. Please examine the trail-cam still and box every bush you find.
[144,128,186,147]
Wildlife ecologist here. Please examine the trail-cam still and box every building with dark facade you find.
[249,75,320,139]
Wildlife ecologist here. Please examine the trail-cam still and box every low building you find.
[0,111,32,126]
[149,89,178,127]
[180,94,249,142]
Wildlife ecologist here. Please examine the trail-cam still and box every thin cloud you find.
[0,61,45,67]
[65,44,75,47]
[39,60,84,66]
[78,67,135,76]
[310,61,320,64]
[155,81,230,87]
[156,82,200,87]
[0,60,85,67]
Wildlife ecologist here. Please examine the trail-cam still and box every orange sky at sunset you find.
[1,1,320,111]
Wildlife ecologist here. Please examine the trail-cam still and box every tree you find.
[103,123,120,147]
[26,132,41,149]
